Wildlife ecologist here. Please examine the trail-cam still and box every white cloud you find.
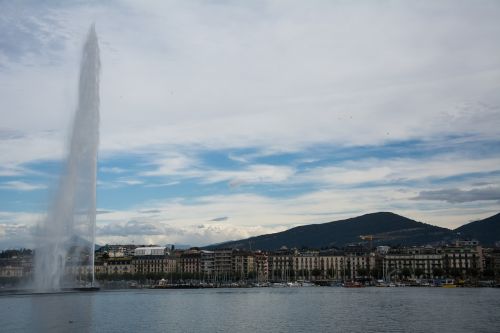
[204,164,296,187]
[140,151,296,186]
[117,179,143,186]
[0,223,35,249]
[413,186,500,203]
[92,186,499,246]
[1,1,499,168]
[0,164,28,177]
[300,166,392,185]
[144,181,179,188]
[0,211,42,249]
[2,181,499,248]
[95,222,289,249]
[0,181,47,191]
[140,153,200,177]
[297,155,500,187]
[0,131,65,170]
[100,166,126,174]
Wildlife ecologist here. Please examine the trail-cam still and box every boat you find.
[441,279,456,288]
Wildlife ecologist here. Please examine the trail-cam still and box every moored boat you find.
[441,279,456,288]
[343,281,364,288]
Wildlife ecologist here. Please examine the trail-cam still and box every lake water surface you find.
[1,287,499,332]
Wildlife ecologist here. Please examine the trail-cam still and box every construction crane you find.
[359,235,384,250]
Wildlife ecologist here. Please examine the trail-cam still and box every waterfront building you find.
[0,258,29,278]
[95,257,134,276]
[268,248,295,281]
[180,250,202,275]
[318,251,374,281]
[134,246,166,256]
[3,241,497,286]
[213,249,233,281]
[318,252,345,280]
[269,247,374,281]
[96,244,139,258]
[343,245,375,280]
[254,251,269,282]
[484,247,500,274]
[0,250,33,279]
[442,244,483,276]
[133,247,176,276]
[347,253,374,280]
[293,250,319,280]
[383,246,443,279]
[201,250,215,279]
[232,250,255,280]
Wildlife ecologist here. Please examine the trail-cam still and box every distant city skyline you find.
[1,1,500,249]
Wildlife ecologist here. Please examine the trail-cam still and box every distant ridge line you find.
[204,211,500,251]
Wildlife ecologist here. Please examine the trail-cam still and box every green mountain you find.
[454,213,500,246]
[206,212,455,251]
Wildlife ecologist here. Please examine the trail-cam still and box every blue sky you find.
[1,1,500,248]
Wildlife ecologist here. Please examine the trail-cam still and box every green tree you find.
[400,267,412,279]
[247,271,256,280]
[311,268,322,279]
[370,268,382,279]
[448,268,462,278]
[466,268,479,279]
[356,268,369,277]
[432,267,444,278]
[344,266,351,281]
[414,268,424,278]
[481,268,494,278]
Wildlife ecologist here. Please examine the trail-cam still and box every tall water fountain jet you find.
[34,25,100,291]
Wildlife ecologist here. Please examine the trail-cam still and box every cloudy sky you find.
[1,0,500,249]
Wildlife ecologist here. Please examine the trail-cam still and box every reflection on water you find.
[0,288,499,333]
[30,293,93,333]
